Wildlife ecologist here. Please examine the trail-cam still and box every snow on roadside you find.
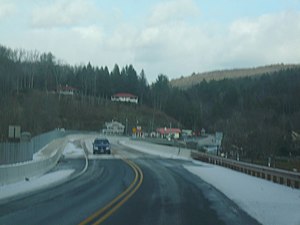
[185,163,300,225]
[63,141,85,158]
[120,138,300,225]
[0,169,74,201]
[0,137,86,201]
[33,143,56,160]
[84,137,95,154]
[119,139,189,159]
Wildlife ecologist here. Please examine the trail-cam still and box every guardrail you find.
[191,151,300,189]
[0,137,67,185]
[0,130,66,165]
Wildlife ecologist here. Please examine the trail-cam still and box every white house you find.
[57,84,78,96]
[103,121,125,135]
[111,93,138,104]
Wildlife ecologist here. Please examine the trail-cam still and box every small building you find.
[201,128,206,136]
[111,93,138,104]
[156,128,181,139]
[197,132,223,155]
[182,129,193,137]
[57,84,78,96]
[103,121,125,135]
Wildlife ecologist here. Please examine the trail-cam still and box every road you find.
[0,140,261,225]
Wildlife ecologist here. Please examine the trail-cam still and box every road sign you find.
[132,127,137,134]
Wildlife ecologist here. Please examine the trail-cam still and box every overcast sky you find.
[1,0,300,82]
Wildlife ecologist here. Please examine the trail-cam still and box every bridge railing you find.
[0,130,65,165]
[191,151,300,189]
[0,137,67,185]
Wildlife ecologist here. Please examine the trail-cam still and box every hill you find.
[0,44,180,139]
[170,64,300,89]
[0,90,179,141]
[1,43,300,160]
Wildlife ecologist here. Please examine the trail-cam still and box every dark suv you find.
[93,138,111,154]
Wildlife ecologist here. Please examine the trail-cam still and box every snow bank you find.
[33,144,58,160]
[119,139,191,159]
[0,169,74,201]
[63,142,85,158]
[84,137,95,154]
[120,139,300,225]
[185,163,300,225]
[0,136,86,201]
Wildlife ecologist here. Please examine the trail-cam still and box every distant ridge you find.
[170,64,300,89]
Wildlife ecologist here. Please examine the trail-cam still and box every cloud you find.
[0,2,16,19]
[135,22,207,62]
[4,0,300,82]
[31,0,96,28]
[148,0,200,25]
[226,11,300,66]
[133,9,300,79]
[130,0,205,77]
[72,26,104,42]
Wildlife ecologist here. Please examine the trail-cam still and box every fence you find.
[0,129,66,165]
[191,151,300,189]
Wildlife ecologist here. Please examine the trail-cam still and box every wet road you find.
[0,141,261,225]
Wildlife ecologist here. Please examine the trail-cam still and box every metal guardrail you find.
[191,151,300,189]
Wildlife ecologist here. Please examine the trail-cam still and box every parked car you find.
[93,138,111,154]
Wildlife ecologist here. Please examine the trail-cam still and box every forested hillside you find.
[0,44,178,139]
[1,44,300,160]
[166,70,300,159]
[0,45,149,102]
[171,64,300,89]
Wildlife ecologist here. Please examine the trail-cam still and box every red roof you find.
[156,128,181,134]
[113,93,137,98]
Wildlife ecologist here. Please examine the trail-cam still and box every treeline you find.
[171,64,300,89]
[0,44,175,138]
[0,45,150,103]
[165,70,300,158]
[1,44,300,158]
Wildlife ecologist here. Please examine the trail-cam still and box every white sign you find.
[8,125,21,139]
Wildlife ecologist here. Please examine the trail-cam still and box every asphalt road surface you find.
[0,141,261,225]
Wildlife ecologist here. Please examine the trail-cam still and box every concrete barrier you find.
[119,138,192,160]
[0,138,67,185]
[191,151,300,189]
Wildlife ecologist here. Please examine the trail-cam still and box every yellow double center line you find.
[79,158,144,225]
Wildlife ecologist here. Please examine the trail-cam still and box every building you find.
[182,129,193,138]
[111,93,138,104]
[156,128,181,139]
[57,84,78,96]
[197,132,223,155]
[103,121,125,135]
